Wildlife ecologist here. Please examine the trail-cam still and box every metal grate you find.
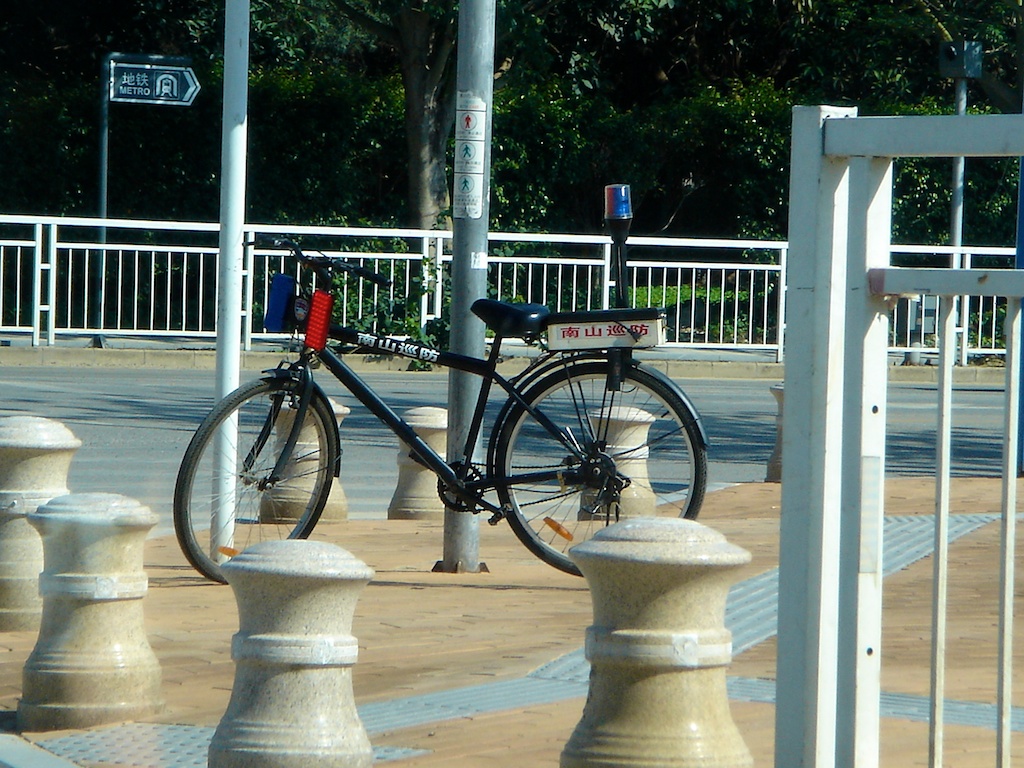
[38,723,427,767]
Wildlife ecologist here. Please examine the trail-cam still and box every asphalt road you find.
[0,365,1009,540]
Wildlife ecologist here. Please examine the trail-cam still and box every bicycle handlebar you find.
[266,237,392,288]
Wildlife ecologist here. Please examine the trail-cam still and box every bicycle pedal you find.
[487,511,504,526]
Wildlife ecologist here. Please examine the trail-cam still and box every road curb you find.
[0,346,1008,384]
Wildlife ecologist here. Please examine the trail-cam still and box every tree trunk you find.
[395,8,456,230]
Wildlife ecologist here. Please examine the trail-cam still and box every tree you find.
[321,0,457,229]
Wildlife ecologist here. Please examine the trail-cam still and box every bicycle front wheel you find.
[493,360,707,575]
[173,376,339,583]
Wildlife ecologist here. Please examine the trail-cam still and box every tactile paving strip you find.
[725,676,1024,733]
[40,724,211,768]
[38,723,427,767]
[532,512,999,683]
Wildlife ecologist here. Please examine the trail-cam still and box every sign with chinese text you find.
[109,61,201,106]
[547,316,666,350]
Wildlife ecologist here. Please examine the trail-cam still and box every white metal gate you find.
[779,106,1024,767]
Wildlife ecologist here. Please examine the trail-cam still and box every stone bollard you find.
[0,416,81,631]
[322,399,350,521]
[18,493,164,731]
[580,406,656,520]
[261,399,349,522]
[388,406,447,520]
[209,539,375,768]
[765,383,784,483]
[561,518,753,768]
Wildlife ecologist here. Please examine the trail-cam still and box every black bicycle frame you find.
[306,324,587,516]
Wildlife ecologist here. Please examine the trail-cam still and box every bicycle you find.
[173,238,709,583]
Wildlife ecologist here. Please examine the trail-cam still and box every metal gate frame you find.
[778,106,1024,768]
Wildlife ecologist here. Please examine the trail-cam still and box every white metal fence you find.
[0,213,1017,361]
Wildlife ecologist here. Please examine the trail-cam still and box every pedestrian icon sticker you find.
[453,173,483,219]
[455,110,486,141]
[455,141,484,175]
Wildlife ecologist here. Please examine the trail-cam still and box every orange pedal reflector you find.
[218,546,240,557]
[543,517,574,541]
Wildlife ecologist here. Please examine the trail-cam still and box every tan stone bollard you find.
[561,518,753,768]
[388,406,447,520]
[580,406,656,520]
[17,493,164,731]
[765,383,784,483]
[261,398,349,522]
[0,416,81,631]
[324,400,351,520]
[209,539,375,768]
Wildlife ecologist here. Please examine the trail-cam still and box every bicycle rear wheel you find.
[493,359,707,575]
[173,376,339,583]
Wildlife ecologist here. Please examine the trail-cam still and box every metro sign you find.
[109,61,201,107]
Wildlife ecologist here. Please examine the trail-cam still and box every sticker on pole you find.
[453,92,487,219]
[453,173,483,219]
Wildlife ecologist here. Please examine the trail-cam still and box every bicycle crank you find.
[437,462,485,513]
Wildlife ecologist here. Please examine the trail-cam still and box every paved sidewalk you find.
[0,478,1022,767]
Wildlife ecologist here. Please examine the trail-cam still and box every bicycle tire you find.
[173,376,339,583]
[492,359,707,576]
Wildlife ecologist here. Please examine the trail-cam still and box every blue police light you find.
[604,184,633,220]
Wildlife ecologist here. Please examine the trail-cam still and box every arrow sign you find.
[109,62,201,106]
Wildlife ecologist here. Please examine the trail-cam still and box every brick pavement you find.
[0,478,1022,766]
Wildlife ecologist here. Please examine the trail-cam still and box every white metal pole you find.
[31,224,42,347]
[996,298,1020,768]
[216,0,250,400]
[928,296,956,768]
[951,78,968,366]
[775,246,787,364]
[774,105,856,768]
[45,225,56,346]
[834,155,892,768]
[213,0,250,553]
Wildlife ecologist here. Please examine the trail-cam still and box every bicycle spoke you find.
[495,360,706,575]
[174,377,336,583]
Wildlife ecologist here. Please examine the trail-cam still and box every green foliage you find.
[490,77,793,238]
[0,84,96,214]
[2,0,1024,251]
[247,68,406,225]
[0,61,408,223]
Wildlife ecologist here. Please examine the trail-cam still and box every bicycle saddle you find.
[471,299,550,339]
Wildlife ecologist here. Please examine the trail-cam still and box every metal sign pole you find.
[439,0,496,573]
[97,55,112,335]
[97,52,201,338]
[99,55,112,226]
